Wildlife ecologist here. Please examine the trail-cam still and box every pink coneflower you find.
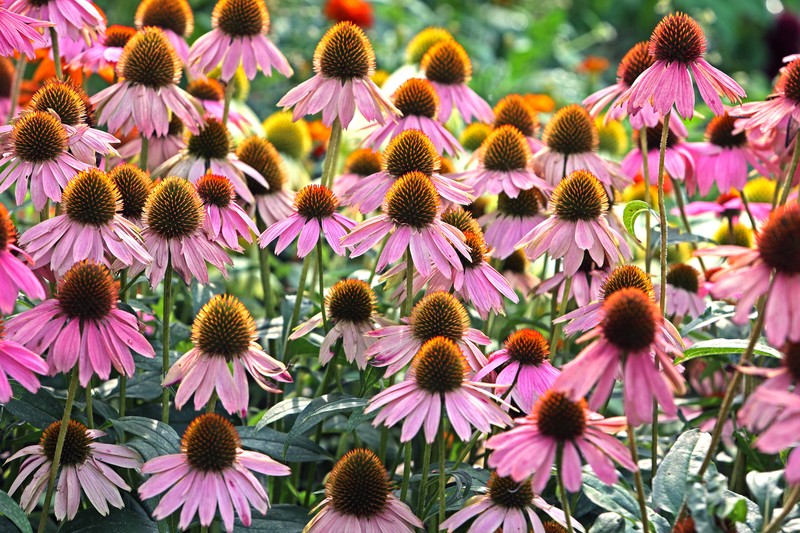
[534,104,623,189]
[235,136,295,227]
[108,163,153,225]
[188,0,292,81]
[486,390,636,490]
[6,260,155,387]
[655,263,707,319]
[196,174,257,251]
[291,279,385,370]
[683,191,772,223]
[154,116,266,204]
[185,78,252,136]
[134,176,232,287]
[279,21,398,128]
[70,25,135,74]
[0,3,49,59]
[739,342,800,435]
[620,12,745,120]
[453,125,550,198]
[493,94,544,153]
[164,295,291,416]
[333,147,381,201]
[135,0,194,62]
[732,59,800,139]
[344,130,473,214]
[366,337,511,442]
[537,253,609,308]
[304,449,422,533]
[474,329,560,414]
[621,121,695,187]
[519,170,631,276]
[479,188,547,259]
[343,171,470,277]
[0,204,44,313]
[9,0,104,43]
[555,288,686,425]
[19,168,151,276]
[699,204,800,346]
[6,419,140,520]
[92,28,203,138]
[440,473,571,533]
[500,249,539,297]
[259,184,355,258]
[366,291,490,376]
[139,413,291,532]
[364,78,463,155]
[0,317,47,403]
[421,39,493,123]
[115,115,187,171]
[0,110,90,210]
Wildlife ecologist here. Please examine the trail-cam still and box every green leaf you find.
[237,426,330,463]
[233,505,308,532]
[675,340,782,365]
[255,397,313,431]
[4,384,65,429]
[652,430,713,515]
[285,394,368,453]
[109,416,180,461]
[622,200,653,241]
[0,490,32,533]
[680,303,739,337]
[582,474,669,533]
[57,508,157,532]
[746,470,784,517]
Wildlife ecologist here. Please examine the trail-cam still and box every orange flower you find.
[308,120,332,158]
[578,55,610,74]
[19,54,83,107]
[324,0,374,29]
[522,93,555,113]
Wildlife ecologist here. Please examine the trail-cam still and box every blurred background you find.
[104,0,800,117]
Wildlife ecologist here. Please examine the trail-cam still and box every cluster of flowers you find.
[0,0,798,532]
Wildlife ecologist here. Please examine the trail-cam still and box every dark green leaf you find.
[285,394,368,452]
[109,416,180,461]
[233,505,308,532]
[237,426,330,463]
[57,508,157,532]
[4,385,65,429]
[255,398,313,431]
[0,490,32,533]
[675,340,782,365]
[652,430,713,515]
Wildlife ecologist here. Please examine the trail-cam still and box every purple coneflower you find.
[196,174,257,251]
[334,147,381,201]
[0,317,47,403]
[537,254,609,308]
[0,203,44,313]
[9,0,104,43]
[656,263,707,320]
[480,187,547,259]
[108,163,152,225]
[114,115,186,171]
[70,25,135,74]
[0,2,49,59]
[733,58,800,138]
[493,94,544,153]
[236,136,295,227]
[621,121,695,189]
[135,0,194,62]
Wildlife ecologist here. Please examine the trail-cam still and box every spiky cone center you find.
[543,104,598,155]
[406,27,452,65]
[465,197,489,219]
[294,184,338,220]
[757,204,800,274]
[781,342,800,382]
[104,25,137,48]
[383,129,440,178]
[326,279,376,323]
[213,0,268,37]
[315,21,375,81]
[780,60,800,102]
[650,12,706,64]
[666,263,700,293]
[503,249,528,274]
[439,157,455,174]
[497,188,544,218]
[57,261,118,321]
[601,264,654,301]
[193,294,255,360]
[41,420,91,466]
[0,57,13,99]
[187,117,232,160]
[187,78,225,102]
[62,169,120,227]
[481,125,531,172]
[487,473,534,509]
[29,81,87,126]
[118,28,181,88]
[543,522,569,533]
[136,0,194,37]
[393,78,439,118]
[196,174,234,208]
[602,288,659,351]
[11,111,67,163]
[327,449,390,517]
[344,148,382,177]
[182,413,240,472]
[534,390,587,441]
[460,122,491,152]
[411,291,469,342]
[459,231,487,269]
[385,171,439,228]
[412,337,467,393]
[713,221,752,248]
[168,114,184,137]
[617,41,654,87]
[144,177,204,239]
[109,164,152,220]
[494,95,538,137]
[706,113,746,148]
[551,170,608,222]
[441,207,481,235]
[0,204,16,251]
[236,136,286,196]
[635,122,678,149]
[422,40,471,85]
[505,329,550,366]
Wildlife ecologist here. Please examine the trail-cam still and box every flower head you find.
[481,187,547,259]
[10,0,104,43]
[135,0,193,60]
[108,163,153,222]
[236,135,294,226]
[658,262,706,319]
[196,173,258,250]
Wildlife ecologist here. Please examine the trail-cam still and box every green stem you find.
[49,27,62,80]
[627,423,651,533]
[400,441,413,502]
[416,438,432,521]
[161,260,173,424]
[6,56,25,123]
[404,249,414,316]
[739,189,758,232]
[556,446,575,533]
[85,379,94,429]
[206,391,217,414]
[656,110,671,316]
[451,431,481,471]
[118,375,127,443]
[550,275,572,357]
[222,81,234,125]
[282,254,312,360]
[779,135,800,206]
[140,135,149,172]
[672,183,708,276]
[761,484,800,533]
[320,119,342,189]
[256,218,275,319]
[437,416,447,525]
[639,130,653,274]
[316,241,328,332]
[37,367,80,533]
